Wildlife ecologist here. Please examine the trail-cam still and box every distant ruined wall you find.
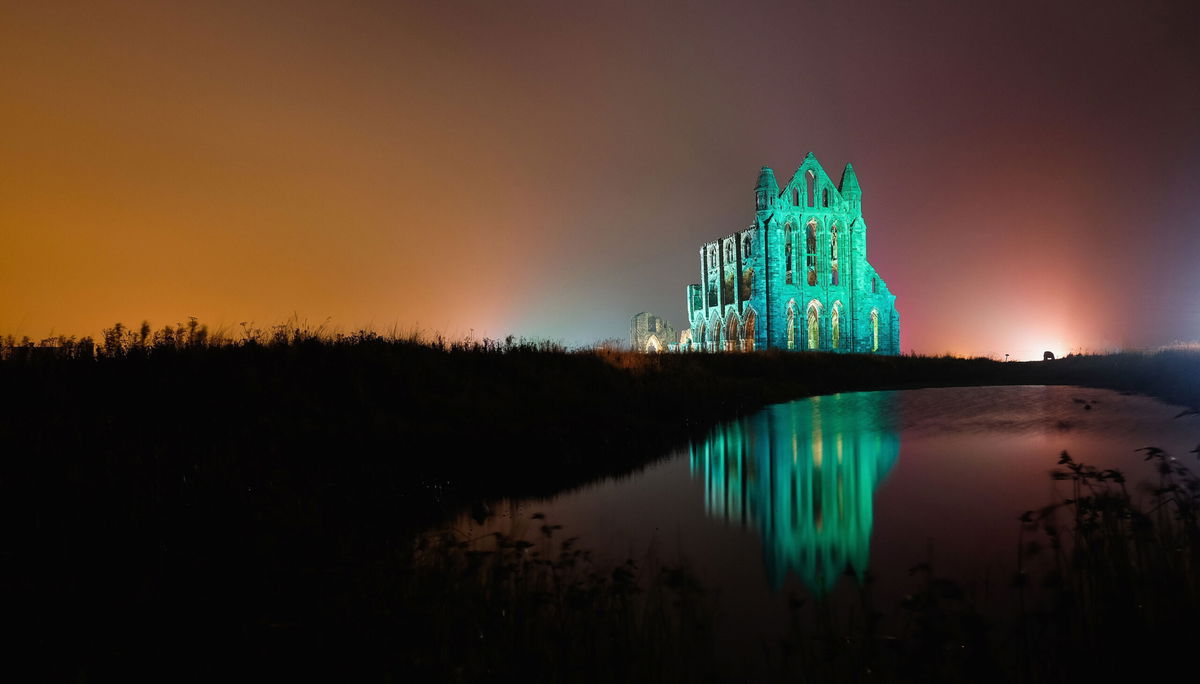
[630,312,676,352]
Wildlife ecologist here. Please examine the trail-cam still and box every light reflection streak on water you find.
[690,392,900,592]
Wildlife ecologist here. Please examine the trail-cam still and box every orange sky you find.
[2,1,1199,359]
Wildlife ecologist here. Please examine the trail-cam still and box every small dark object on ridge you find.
[1043,351,1055,361]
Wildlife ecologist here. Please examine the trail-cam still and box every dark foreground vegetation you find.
[2,323,1198,679]
[409,449,1199,683]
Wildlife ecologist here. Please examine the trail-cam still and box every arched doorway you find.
[743,310,756,351]
[725,314,739,352]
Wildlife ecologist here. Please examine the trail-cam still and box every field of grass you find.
[2,322,1198,679]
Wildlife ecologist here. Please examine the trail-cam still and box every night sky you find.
[3,1,1198,359]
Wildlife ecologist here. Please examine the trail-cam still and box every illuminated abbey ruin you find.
[686,154,899,353]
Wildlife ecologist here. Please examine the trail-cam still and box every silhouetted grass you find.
[764,447,1200,683]
[397,521,719,683]
[320,448,1199,683]
[2,321,1199,678]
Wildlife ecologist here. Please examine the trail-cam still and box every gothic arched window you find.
[831,302,841,349]
[784,222,794,284]
[806,221,818,286]
[830,224,839,286]
[870,309,880,352]
[806,301,820,350]
[786,303,796,350]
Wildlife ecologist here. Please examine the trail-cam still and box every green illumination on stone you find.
[690,392,900,592]
[686,155,900,353]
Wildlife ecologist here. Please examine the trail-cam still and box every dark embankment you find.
[1,329,1198,677]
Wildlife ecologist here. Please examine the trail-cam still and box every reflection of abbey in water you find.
[690,392,900,592]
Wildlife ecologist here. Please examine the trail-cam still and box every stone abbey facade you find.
[685,153,899,353]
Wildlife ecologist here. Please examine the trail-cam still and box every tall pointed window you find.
[830,224,839,286]
[786,303,796,350]
[806,220,818,286]
[806,171,815,207]
[706,244,719,307]
[870,309,879,352]
[831,302,841,349]
[807,301,820,350]
[784,222,794,284]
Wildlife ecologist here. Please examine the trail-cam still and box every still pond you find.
[453,385,1200,656]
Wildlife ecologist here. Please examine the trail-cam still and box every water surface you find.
[454,385,1200,654]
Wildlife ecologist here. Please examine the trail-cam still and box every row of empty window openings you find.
[791,172,829,208]
[786,307,880,352]
[755,172,834,210]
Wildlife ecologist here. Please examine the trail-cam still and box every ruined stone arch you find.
[740,266,755,301]
[830,223,840,287]
[785,299,798,350]
[806,299,822,350]
[805,219,819,286]
[708,312,722,352]
[784,221,795,284]
[743,308,757,351]
[645,335,662,353]
[831,300,843,350]
[723,312,741,352]
[693,319,706,351]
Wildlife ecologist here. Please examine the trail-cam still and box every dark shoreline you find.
[2,338,1198,677]
[7,342,1199,521]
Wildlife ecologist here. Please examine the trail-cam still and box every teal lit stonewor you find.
[689,392,900,592]
[685,153,899,353]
